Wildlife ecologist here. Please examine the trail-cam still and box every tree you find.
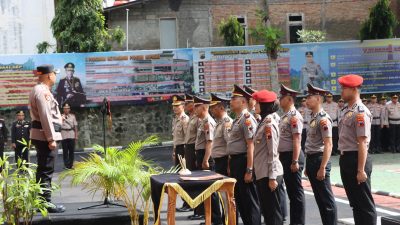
[250,9,283,92]
[51,0,125,53]
[297,29,327,43]
[36,41,54,54]
[218,16,245,46]
[359,0,398,41]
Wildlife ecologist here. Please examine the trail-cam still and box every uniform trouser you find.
[229,153,261,225]
[174,144,185,166]
[340,152,376,225]
[279,151,305,225]
[61,138,75,169]
[305,153,337,225]
[389,124,400,151]
[15,143,29,163]
[381,127,390,151]
[332,127,339,154]
[32,139,57,203]
[214,156,229,224]
[184,143,196,171]
[195,149,222,224]
[370,125,381,152]
[256,176,284,225]
[301,129,307,152]
[277,182,287,220]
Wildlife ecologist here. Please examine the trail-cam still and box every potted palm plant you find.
[60,135,175,225]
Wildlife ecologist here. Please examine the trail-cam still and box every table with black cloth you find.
[151,170,236,225]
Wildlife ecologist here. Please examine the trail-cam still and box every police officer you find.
[337,99,345,124]
[11,111,31,163]
[338,74,377,225]
[171,95,189,166]
[55,62,86,106]
[243,85,257,115]
[367,95,383,154]
[299,51,324,94]
[0,117,8,163]
[298,98,311,152]
[181,93,199,214]
[194,95,222,225]
[227,84,261,225]
[252,90,284,225]
[380,96,390,152]
[61,103,78,169]
[304,83,337,225]
[29,65,65,213]
[279,84,306,225]
[323,93,339,155]
[384,94,400,153]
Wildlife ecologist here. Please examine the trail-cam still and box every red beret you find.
[338,74,363,88]
[252,90,277,103]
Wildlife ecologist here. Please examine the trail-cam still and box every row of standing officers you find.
[171,74,377,225]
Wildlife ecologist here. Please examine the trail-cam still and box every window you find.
[287,13,304,43]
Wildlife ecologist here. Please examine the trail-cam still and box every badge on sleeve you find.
[245,119,251,127]
[204,122,209,134]
[290,117,298,128]
[356,113,365,127]
[320,119,328,131]
[265,126,272,139]
[44,93,51,101]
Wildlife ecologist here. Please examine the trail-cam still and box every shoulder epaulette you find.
[358,105,365,112]
[224,117,231,123]
[244,112,250,118]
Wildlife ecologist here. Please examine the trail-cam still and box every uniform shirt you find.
[172,112,189,146]
[195,114,216,150]
[278,108,303,152]
[11,120,31,144]
[322,102,339,127]
[29,83,62,142]
[0,119,8,142]
[211,113,232,159]
[61,113,78,140]
[305,110,332,154]
[385,101,400,125]
[253,113,283,180]
[367,103,384,126]
[227,109,258,155]
[298,106,311,130]
[185,114,199,145]
[338,100,372,152]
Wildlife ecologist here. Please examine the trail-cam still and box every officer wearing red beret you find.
[252,90,284,225]
[338,74,377,225]
[305,83,337,225]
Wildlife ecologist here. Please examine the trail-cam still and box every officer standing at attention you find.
[278,84,306,225]
[338,74,377,225]
[305,83,337,225]
[171,95,189,166]
[194,95,222,225]
[29,65,65,213]
[11,111,31,163]
[209,93,232,176]
[380,96,390,152]
[243,85,257,116]
[61,104,78,169]
[0,117,8,162]
[384,94,400,153]
[367,95,383,154]
[252,90,284,225]
[227,84,261,225]
[298,98,310,152]
[323,93,339,155]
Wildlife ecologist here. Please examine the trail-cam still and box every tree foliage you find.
[218,16,245,46]
[36,41,54,54]
[51,0,125,53]
[297,29,326,43]
[360,0,398,41]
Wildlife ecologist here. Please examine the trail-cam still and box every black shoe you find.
[47,204,66,213]
[176,205,192,212]
[188,214,205,220]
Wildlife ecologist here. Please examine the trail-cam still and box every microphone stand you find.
[78,97,125,210]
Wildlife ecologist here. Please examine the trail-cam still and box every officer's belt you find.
[61,128,74,131]
[32,121,62,132]
[229,152,247,159]
[333,119,338,122]
[389,118,400,121]
[373,117,380,119]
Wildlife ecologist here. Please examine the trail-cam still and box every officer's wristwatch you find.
[246,167,253,174]
[291,160,299,165]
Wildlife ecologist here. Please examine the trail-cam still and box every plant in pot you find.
[60,135,175,225]
[0,138,56,225]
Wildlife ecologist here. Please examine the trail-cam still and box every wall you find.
[0,102,174,151]
[106,0,265,50]
[268,0,377,41]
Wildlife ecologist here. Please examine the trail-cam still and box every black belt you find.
[229,153,247,159]
[61,128,73,131]
[340,151,358,156]
[389,118,400,121]
[306,152,323,158]
[373,117,380,119]
[32,121,61,132]
[333,119,338,122]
